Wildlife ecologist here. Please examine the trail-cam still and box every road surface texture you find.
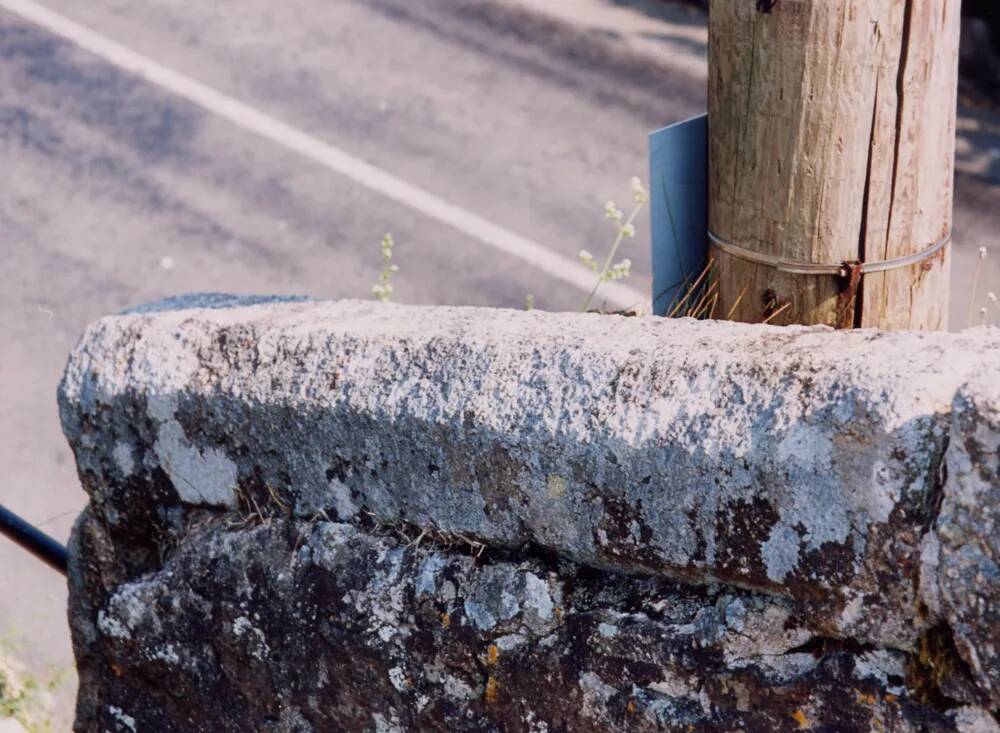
[1,0,998,727]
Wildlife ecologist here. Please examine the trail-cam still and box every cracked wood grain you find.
[709,0,958,329]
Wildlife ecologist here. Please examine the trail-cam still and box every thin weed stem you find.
[667,258,714,318]
[581,202,643,312]
[726,282,751,320]
[761,302,791,325]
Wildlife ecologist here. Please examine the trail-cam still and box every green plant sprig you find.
[371,233,398,303]
[579,177,648,312]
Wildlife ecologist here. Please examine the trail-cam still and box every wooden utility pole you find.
[708,1,960,329]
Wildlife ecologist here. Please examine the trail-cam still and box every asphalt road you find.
[1,0,998,726]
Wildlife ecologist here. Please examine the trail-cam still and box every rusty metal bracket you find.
[835,260,864,330]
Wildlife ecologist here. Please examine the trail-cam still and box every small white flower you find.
[988,291,997,304]
[579,249,599,272]
[620,223,636,238]
[159,256,175,271]
[980,306,989,323]
[630,176,649,204]
[604,201,623,223]
[979,246,989,260]
[607,258,632,280]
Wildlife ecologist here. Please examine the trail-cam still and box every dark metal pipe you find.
[0,504,68,576]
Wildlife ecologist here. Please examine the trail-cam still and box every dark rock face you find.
[68,511,991,733]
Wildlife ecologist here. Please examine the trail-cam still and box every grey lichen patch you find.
[112,441,135,477]
[107,705,137,732]
[463,566,523,632]
[522,572,555,625]
[153,420,238,508]
[719,600,812,666]
[147,393,237,508]
[327,478,358,520]
[578,671,617,718]
[97,577,163,642]
[761,522,802,583]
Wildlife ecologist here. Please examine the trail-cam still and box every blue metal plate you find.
[649,114,708,316]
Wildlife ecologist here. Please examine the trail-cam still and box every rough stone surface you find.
[58,297,1000,729]
[929,374,1000,706]
[67,510,995,732]
[59,298,1000,646]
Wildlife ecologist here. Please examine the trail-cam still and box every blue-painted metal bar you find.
[0,504,68,576]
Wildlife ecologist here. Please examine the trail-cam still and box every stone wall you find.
[60,295,1000,731]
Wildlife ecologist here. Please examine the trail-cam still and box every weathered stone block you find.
[59,298,1000,645]
[58,296,1000,729]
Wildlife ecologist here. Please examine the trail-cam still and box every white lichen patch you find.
[647,669,696,699]
[838,592,865,632]
[154,420,238,508]
[231,616,270,661]
[853,650,907,695]
[415,555,447,598]
[328,478,358,519]
[751,652,819,682]
[112,441,135,476]
[108,704,137,732]
[579,672,617,718]
[760,523,801,583]
[462,567,523,631]
[150,644,180,666]
[372,711,404,733]
[97,610,131,640]
[522,573,554,621]
[721,603,811,666]
[98,581,156,641]
[776,422,834,472]
[388,666,408,692]
[597,623,618,638]
[723,597,747,632]
[950,705,1000,733]
[442,675,477,702]
[464,599,500,631]
[494,633,527,651]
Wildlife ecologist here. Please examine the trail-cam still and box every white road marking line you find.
[1,0,649,309]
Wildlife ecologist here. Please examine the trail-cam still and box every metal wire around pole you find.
[707,229,952,277]
[0,504,68,576]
